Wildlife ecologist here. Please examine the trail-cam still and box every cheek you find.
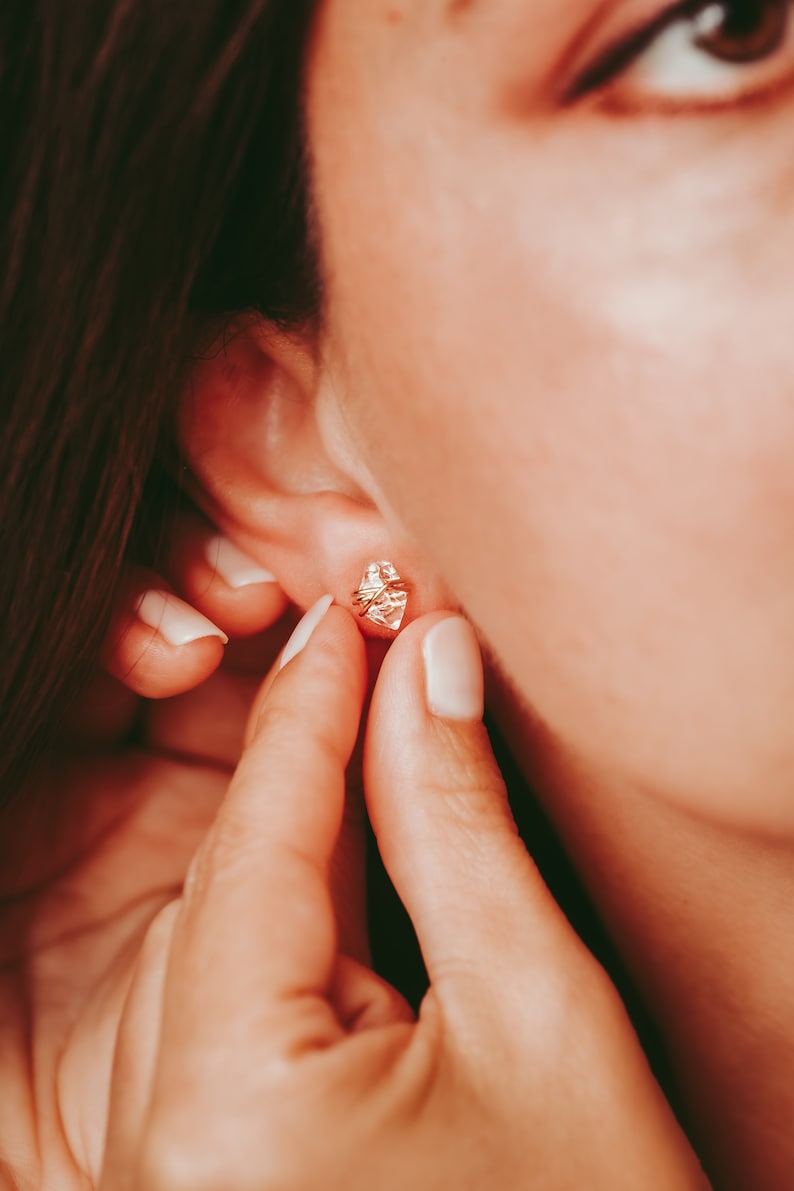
[309,51,794,830]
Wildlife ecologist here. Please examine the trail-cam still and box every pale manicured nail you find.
[204,535,276,589]
[422,617,484,721]
[279,595,335,671]
[135,590,229,647]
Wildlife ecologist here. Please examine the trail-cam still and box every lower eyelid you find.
[588,66,794,117]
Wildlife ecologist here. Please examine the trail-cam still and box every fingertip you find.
[278,594,335,671]
[247,602,367,748]
[369,611,484,735]
[169,524,289,637]
[277,600,367,678]
[135,589,228,648]
[421,617,484,723]
[194,568,289,638]
[103,590,228,699]
[203,534,277,590]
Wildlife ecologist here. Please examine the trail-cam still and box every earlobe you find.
[179,318,450,633]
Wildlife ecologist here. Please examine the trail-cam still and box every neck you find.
[494,683,794,1191]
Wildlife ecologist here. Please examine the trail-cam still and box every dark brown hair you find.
[0,0,318,805]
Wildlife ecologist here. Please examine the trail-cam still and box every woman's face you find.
[305,0,794,832]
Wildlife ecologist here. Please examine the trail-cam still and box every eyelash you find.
[564,0,794,113]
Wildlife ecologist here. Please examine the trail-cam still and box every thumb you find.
[365,614,578,988]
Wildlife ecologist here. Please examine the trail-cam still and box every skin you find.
[0,560,706,1191]
[307,0,794,830]
[298,0,794,1185]
[3,1,793,1187]
[0,530,372,1189]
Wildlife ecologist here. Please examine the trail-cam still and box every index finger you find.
[159,601,367,1063]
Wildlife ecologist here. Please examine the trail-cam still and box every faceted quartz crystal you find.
[353,561,409,631]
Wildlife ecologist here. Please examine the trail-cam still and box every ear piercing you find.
[352,561,410,631]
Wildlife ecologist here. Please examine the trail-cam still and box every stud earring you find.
[352,561,410,631]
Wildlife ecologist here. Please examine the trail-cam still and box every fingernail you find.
[135,590,229,647]
[204,535,277,589]
[279,594,334,671]
[422,617,484,721]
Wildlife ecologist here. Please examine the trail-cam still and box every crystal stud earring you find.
[352,561,410,631]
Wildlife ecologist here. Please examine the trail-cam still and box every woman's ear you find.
[179,316,448,630]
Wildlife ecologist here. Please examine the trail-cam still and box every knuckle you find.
[441,936,625,1074]
[423,761,510,824]
[182,812,256,904]
[526,954,627,1063]
[424,733,511,820]
[253,697,306,751]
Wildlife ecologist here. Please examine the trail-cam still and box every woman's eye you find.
[566,0,794,113]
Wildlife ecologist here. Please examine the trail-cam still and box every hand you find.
[0,525,369,1191]
[88,510,288,705]
[97,604,708,1191]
